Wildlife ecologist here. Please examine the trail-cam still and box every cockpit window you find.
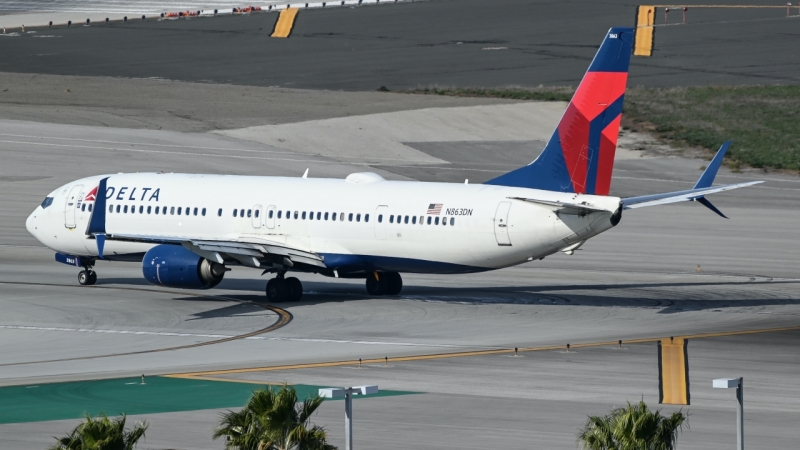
[41,197,54,209]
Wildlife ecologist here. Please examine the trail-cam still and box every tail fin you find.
[486,27,634,195]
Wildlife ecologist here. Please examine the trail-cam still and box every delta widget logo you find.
[84,186,98,201]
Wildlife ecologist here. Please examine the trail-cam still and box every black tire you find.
[78,270,89,286]
[365,272,387,296]
[87,271,98,286]
[285,277,303,302]
[385,272,403,295]
[266,278,288,303]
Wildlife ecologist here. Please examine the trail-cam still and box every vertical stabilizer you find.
[486,27,634,195]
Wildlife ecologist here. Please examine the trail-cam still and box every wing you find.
[104,233,326,270]
[622,142,763,218]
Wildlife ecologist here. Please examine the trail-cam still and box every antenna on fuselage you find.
[465,179,469,184]
[302,168,309,178]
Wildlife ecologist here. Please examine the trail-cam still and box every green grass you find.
[400,85,800,171]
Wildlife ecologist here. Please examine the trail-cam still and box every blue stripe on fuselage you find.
[320,253,489,275]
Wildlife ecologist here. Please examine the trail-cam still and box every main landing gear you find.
[266,273,303,303]
[366,272,402,296]
[78,267,97,286]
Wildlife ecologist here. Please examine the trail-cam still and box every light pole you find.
[713,377,744,450]
[319,385,379,450]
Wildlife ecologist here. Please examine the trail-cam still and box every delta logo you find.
[84,186,98,201]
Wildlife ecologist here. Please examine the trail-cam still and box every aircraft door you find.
[374,205,388,240]
[252,205,263,229]
[266,205,277,229]
[64,184,83,229]
[494,201,512,246]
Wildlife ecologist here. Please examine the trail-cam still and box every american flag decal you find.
[427,203,443,215]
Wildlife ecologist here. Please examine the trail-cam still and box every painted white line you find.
[0,324,492,349]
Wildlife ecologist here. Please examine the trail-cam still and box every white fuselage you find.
[27,172,621,275]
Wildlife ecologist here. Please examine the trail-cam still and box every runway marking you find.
[271,8,298,38]
[0,324,489,349]
[171,324,800,378]
[0,281,292,367]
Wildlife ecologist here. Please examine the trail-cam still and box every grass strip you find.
[398,85,800,171]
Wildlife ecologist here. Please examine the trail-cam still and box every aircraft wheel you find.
[285,277,303,302]
[365,272,387,296]
[385,272,402,295]
[266,278,288,303]
[78,270,97,286]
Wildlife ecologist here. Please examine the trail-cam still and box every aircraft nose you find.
[26,209,40,239]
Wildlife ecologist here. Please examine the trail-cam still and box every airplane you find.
[25,27,762,302]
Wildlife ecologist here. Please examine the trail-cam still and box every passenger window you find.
[147,206,152,214]
[324,212,329,220]
[420,216,424,224]
[435,217,440,225]
[88,204,93,212]
[365,214,369,223]
[348,213,353,222]
[247,210,252,218]
[202,208,206,216]
[124,205,128,213]
[378,214,383,223]
[294,211,299,219]
[81,204,86,212]
[268,210,273,219]
[155,206,159,214]
[256,210,260,218]
[389,215,394,224]
[450,217,455,225]
[218,208,222,217]
[233,210,238,217]
[171,207,176,215]
[177,207,182,215]
[356,213,361,222]
[302,212,307,220]
[340,212,345,221]
[194,207,198,216]
[109,205,113,213]
[240,209,245,217]
[427,216,432,225]
[412,216,417,224]
[309,211,314,220]
[137,206,142,214]
[404,215,409,224]
[277,210,282,219]
[332,212,337,221]
[317,212,321,220]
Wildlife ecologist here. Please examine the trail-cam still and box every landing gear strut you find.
[78,267,97,286]
[366,272,402,296]
[265,273,303,303]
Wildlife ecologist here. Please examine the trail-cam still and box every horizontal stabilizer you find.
[508,197,611,216]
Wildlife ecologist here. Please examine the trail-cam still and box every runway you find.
[0,1,798,448]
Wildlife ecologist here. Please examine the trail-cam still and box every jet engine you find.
[142,244,225,289]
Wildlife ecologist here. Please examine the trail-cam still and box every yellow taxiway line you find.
[170,325,800,379]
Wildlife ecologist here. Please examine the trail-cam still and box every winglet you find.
[692,141,732,218]
[694,141,731,189]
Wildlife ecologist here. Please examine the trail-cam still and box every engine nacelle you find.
[142,244,225,289]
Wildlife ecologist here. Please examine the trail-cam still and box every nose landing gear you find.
[78,267,97,286]
[265,273,303,303]
[366,272,402,296]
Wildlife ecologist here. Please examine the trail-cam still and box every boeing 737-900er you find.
[26,27,761,302]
